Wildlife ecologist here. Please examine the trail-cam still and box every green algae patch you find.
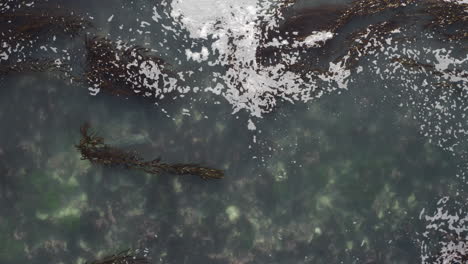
[226,205,241,222]
[18,171,71,215]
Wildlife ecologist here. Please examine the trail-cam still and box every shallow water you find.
[0,0,467,264]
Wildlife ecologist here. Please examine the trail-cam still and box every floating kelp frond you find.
[256,0,416,68]
[423,0,467,41]
[0,8,92,40]
[0,12,91,38]
[330,0,418,32]
[76,123,224,180]
[0,5,91,78]
[277,0,416,38]
[87,249,149,264]
[424,0,467,28]
[392,56,468,91]
[284,0,465,42]
[281,21,401,79]
[337,21,402,70]
[0,58,70,77]
[276,5,346,39]
[84,36,177,98]
[155,163,225,180]
[392,57,468,80]
[259,0,466,71]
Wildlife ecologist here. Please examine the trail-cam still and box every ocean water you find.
[0,0,467,264]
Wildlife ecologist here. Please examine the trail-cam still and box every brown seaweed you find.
[392,56,468,92]
[422,0,467,41]
[258,0,467,77]
[0,58,70,78]
[0,5,91,77]
[337,21,402,70]
[84,36,175,98]
[256,0,416,69]
[329,0,417,32]
[87,249,149,264]
[274,0,416,41]
[76,123,224,180]
[0,7,92,40]
[258,0,465,64]
[278,5,346,39]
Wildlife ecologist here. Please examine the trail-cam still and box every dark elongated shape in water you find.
[87,249,149,264]
[0,4,91,77]
[76,123,224,180]
[83,36,175,98]
[0,7,92,39]
[260,0,465,58]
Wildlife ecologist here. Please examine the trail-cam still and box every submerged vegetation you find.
[279,0,466,38]
[423,0,467,41]
[259,0,466,73]
[1,0,465,100]
[0,9,91,40]
[0,3,91,77]
[83,37,176,98]
[0,58,68,76]
[0,0,467,263]
[336,21,402,70]
[392,57,468,81]
[76,123,224,180]
[87,249,149,264]
[328,0,417,32]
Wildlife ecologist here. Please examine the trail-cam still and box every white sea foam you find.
[419,197,468,264]
[169,0,346,118]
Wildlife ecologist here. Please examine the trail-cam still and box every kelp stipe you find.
[76,123,224,180]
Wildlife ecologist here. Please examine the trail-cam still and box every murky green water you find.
[0,0,467,264]
[0,73,464,263]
